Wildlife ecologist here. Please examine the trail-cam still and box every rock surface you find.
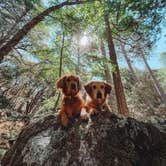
[1,112,166,166]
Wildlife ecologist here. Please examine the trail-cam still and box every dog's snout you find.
[97,91,102,99]
[71,83,76,90]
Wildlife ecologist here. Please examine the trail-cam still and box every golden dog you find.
[55,75,85,127]
[81,81,112,119]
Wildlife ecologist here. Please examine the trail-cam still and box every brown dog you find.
[81,81,112,119]
[55,75,85,127]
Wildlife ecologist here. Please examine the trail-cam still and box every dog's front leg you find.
[60,109,69,127]
[80,107,89,120]
[103,104,111,112]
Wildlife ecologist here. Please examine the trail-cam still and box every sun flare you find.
[80,35,89,46]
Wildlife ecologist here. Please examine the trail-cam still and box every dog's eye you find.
[101,85,104,89]
[93,85,96,89]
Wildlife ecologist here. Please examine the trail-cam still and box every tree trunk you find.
[0,9,30,48]
[54,30,65,110]
[120,43,138,82]
[59,30,65,78]
[99,34,117,112]
[99,37,111,82]
[119,44,154,110]
[141,53,166,107]
[75,34,81,75]
[105,14,129,116]
[76,45,81,74]
[0,1,89,61]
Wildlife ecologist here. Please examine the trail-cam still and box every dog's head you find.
[55,75,82,96]
[84,81,112,104]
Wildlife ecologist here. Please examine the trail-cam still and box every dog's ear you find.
[76,76,82,90]
[84,82,92,95]
[55,76,66,90]
[104,82,112,94]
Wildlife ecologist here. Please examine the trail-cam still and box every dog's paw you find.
[102,105,111,112]
[61,117,69,128]
[89,108,98,116]
[80,108,89,121]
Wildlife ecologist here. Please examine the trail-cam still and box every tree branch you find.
[0,0,94,60]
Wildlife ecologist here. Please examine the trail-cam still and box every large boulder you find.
[1,112,166,166]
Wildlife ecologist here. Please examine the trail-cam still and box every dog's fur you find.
[55,75,84,127]
[82,81,112,117]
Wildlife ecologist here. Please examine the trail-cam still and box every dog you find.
[81,81,112,119]
[55,75,85,127]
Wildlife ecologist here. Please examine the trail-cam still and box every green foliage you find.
[1,1,166,160]
[121,68,162,113]
[157,52,166,91]
[1,66,16,80]
[0,0,165,119]
[39,96,57,112]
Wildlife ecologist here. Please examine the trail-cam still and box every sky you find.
[42,0,166,70]
[23,23,166,70]
[21,0,166,70]
[118,23,166,69]
[147,25,166,69]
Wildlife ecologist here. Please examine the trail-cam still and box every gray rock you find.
[1,112,166,166]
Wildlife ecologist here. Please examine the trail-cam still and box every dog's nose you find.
[71,83,76,90]
[97,91,102,99]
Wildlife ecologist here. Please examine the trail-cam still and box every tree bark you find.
[0,0,89,61]
[120,43,138,82]
[75,33,81,75]
[54,29,65,110]
[141,52,166,107]
[99,37,111,82]
[76,45,81,74]
[0,9,30,48]
[59,30,65,78]
[119,44,154,110]
[105,14,129,116]
[99,34,117,112]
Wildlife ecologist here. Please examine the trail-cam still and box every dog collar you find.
[65,96,72,99]
[64,95,78,99]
